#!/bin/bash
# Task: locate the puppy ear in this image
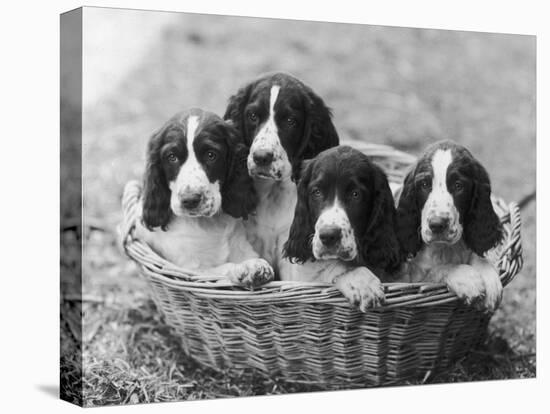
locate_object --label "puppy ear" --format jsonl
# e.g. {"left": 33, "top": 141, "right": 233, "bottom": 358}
{"left": 221, "top": 123, "right": 257, "bottom": 219}
{"left": 283, "top": 160, "right": 315, "bottom": 263}
{"left": 291, "top": 159, "right": 313, "bottom": 182}
{"left": 464, "top": 161, "right": 503, "bottom": 256}
{"left": 292, "top": 88, "right": 339, "bottom": 178}
{"left": 223, "top": 83, "right": 253, "bottom": 141}
{"left": 360, "top": 164, "right": 401, "bottom": 272}
{"left": 396, "top": 167, "right": 422, "bottom": 257}
{"left": 141, "top": 127, "right": 172, "bottom": 231}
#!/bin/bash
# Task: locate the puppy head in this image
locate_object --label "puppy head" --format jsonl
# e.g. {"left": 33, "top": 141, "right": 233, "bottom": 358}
{"left": 141, "top": 109, "right": 256, "bottom": 230}
{"left": 283, "top": 146, "right": 400, "bottom": 272}
{"left": 396, "top": 140, "right": 502, "bottom": 256}
{"left": 224, "top": 72, "right": 339, "bottom": 181}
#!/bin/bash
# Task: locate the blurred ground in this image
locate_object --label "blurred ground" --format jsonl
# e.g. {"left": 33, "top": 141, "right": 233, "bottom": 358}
{"left": 74, "top": 9, "right": 535, "bottom": 406}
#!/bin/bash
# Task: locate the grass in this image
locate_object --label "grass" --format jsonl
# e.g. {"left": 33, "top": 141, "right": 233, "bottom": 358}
{"left": 62, "top": 11, "right": 536, "bottom": 406}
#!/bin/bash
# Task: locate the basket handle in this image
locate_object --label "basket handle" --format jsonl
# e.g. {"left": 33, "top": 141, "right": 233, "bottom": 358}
{"left": 497, "top": 201, "right": 523, "bottom": 287}
{"left": 120, "top": 180, "right": 143, "bottom": 255}
{"left": 516, "top": 189, "right": 535, "bottom": 210}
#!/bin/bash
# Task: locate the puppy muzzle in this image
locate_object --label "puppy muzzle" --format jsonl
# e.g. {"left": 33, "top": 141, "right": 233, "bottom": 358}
{"left": 312, "top": 224, "right": 357, "bottom": 262}
{"left": 173, "top": 187, "right": 220, "bottom": 218}
{"left": 247, "top": 135, "right": 291, "bottom": 181}
{"left": 422, "top": 212, "right": 462, "bottom": 244}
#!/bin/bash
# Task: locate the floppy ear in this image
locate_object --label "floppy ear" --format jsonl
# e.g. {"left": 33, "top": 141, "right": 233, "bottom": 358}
{"left": 141, "top": 127, "right": 172, "bottom": 231}
{"left": 292, "top": 88, "right": 339, "bottom": 180}
{"left": 221, "top": 124, "right": 257, "bottom": 219}
{"left": 223, "top": 83, "right": 253, "bottom": 142}
{"left": 283, "top": 160, "right": 315, "bottom": 263}
{"left": 464, "top": 161, "right": 503, "bottom": 256}
{"left": 291, "top": 158, "right": 312, "bottom": 182}
{"left": 395, "top": 167, "right": 422, "bottom": 257}
{"left": 359, "top": 164, "right": 401, "bottom": 272}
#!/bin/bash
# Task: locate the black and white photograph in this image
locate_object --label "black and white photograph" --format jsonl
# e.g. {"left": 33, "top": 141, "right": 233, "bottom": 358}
{"left": 58, "top": 3, "right": 536, "bottom": 409}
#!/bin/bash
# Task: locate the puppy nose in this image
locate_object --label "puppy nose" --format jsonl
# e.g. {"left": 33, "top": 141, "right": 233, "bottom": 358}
{"left": 181, "top": 193, "right": 203, "bottom": 209}
{"left": 428, "top": 216, "right": 450, "bottom": 233}
{"left": 319, "top": 226, "right": 342, "bottom": 247}
{"left": 253, "top": 149, "right": 274, "bottom": 167}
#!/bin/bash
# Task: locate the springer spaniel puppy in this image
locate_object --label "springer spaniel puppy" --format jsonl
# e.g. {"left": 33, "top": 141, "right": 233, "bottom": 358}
{"left": 133, "top": 108, "right": 274, "bottom": 288}
{"left": 395, "top": 140, "right": 503, "bottom": 311}
{"left": 224, "top": 72, "right": 339, "bottom": 276}
{"left": 283, "top": 146, "right": 401, "bottom": 310}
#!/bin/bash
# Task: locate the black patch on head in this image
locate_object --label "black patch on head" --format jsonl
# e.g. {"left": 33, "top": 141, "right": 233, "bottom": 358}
{"left": 284, "top": 146, "right": 401, "bottom": 272}
{"left": 283, "top": 157, "right": 315, "bottom": 263}
{"left": 220, "top": 121, "right": 258, "bottom": 219}
{"left": 141, "top": 109, "right": 257, "bottom": 230}
{"left": 141, "top": 121, "right": 180, "bottom": 231}
{"left": 223, "top": 82, "right": 254, "bottom": 141}
{"left": 223, "top": 72, "right": 339, "bottom": 179}
{"left": 452, "top": 146, "right": 503, "bottom": 255}
{"left": 357, "top": 158, "right": 401, "bottom": 273}
{"left": 396, "top": 162, "right": 429, "bottom": 258}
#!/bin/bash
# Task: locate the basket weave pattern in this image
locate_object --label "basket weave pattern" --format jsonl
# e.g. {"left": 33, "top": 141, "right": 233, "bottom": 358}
{"left": 122, "top": 143, "right": 523, "bottom": 387}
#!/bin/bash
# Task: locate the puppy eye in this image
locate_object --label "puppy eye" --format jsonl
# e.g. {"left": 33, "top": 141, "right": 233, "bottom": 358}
{"left": 420, "top": 180, "right": 431, "bottom": 190}
{"left": 206, "top": 150, "right": 217, "bottom": 162}
{"left": 454, "top": 180, "right": 463, "bottom": 191}
{"left": 351, "top": 190, "right": 361, "bottom": 199}
{"left": 311, "top": 188, "right": 322, "bottom": 198}
{"left": 248, "top": 112, "right": 258, "bottom": 122}
{"left": 286, "top": 117, "right": 297, "bottom": 126}
{"left": 167, "top": 153, "right": 178, "bottom": 163}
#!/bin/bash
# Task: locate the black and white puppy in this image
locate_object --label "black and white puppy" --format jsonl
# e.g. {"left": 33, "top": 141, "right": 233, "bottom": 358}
{"left": 283, "top": 146, "right": 401, "bottom": 309}
{"left": 395, "top": 140, "right": 503, "bottom": 311}
{"left": 224, "top": 72, "right": 339, "bottom": 275}
{"left": 134, "top": 108, "right": 274, "bottom": 288}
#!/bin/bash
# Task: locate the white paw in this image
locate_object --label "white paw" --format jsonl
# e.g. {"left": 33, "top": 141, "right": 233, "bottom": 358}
{"left": 445, "top": 265, "right": 486, "bottom": 306}
{"left": 480, "top": 268, "right": 503, "bottom": 312}
{"left": 232, "top": 258, "right": 274, "bottom": 289}
{"left": 335, "top": 267, "right": 385, "bottom": 312}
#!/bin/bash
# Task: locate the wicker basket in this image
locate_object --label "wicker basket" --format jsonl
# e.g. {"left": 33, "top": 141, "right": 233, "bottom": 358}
{"left": 121, "top": 143, "right": 523, "bottom": 387}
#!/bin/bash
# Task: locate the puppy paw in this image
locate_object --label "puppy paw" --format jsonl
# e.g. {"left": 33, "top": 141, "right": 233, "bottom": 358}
{"left": 480, "top": 268, "right": 503, "bottom": 313}
{"left": 232, "top": 258, "right": 274, "bottom": 289}
{"left": 445, "top": 265, "right": 486, "bottom": 306}
{"left": 335, "top": 267, "right": 385, "bottom": 312}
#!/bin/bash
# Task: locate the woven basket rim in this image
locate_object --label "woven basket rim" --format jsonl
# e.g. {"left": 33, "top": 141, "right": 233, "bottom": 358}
{"left": 121, "top": 142, "right": 523, "bottom": 309}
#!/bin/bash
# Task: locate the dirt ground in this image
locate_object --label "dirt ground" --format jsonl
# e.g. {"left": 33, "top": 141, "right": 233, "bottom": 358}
{"left": 68, "top": 10, "right": 535, "bottom": 406}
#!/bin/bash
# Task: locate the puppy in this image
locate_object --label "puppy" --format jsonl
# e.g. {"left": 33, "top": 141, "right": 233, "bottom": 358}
{"left": 224, "top": 72, "right": 339, "bottom": 276}
{"left": 133, "top": 108, "right": 274, "bottom": 288}
{"left": 395, "top": 140, "right": 503, "bottom": 311}
{"left": 283, "top": 146, "right": 401, "bottom": 310}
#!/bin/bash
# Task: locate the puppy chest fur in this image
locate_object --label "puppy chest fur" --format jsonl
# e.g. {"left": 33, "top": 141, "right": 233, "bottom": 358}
{"left": 137, "top": 213, "right": 242, "bottom": 270}
{"left": 407, "top": 240, "right": 472, "bottom": 282}
{"left": 245, "top": 177, "right": 297, "bottom": 271}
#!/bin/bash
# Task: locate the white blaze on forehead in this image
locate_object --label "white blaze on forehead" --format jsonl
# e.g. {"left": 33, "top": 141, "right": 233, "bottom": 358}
{"left": 258, "top": 85, "right": 280, "bottom": 136}
{"left": 431, "top": 149, "right": 453, "bottom": 195}
{"left": 185, "top": 115, "right": 200, "bottom": 164}
{"left": 269, "top": 85, "right": 280, "bottom": 119}
{"left": 170, "top": 114, "right": 205, "bottom": 193}
{"left": 421, "top": 148, "right": 462, "bottom": 242}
